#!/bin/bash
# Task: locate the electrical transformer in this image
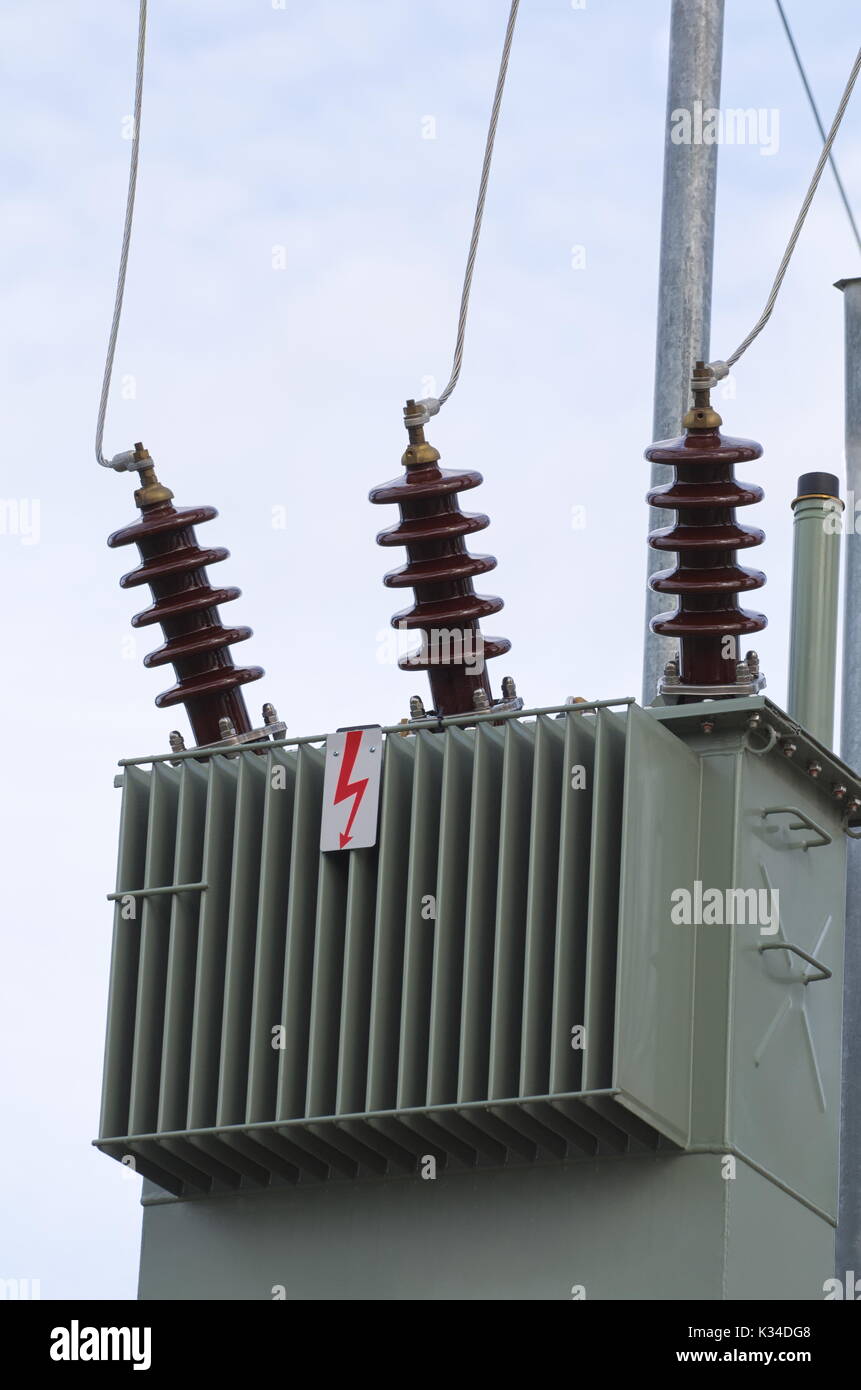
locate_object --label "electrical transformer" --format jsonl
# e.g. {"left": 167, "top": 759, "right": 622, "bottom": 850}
{"left": 89, "top": 0, "right": 861, "bottom": 1301}
{"left": 97, "top": 693, "right": 858, "bottom": 1299}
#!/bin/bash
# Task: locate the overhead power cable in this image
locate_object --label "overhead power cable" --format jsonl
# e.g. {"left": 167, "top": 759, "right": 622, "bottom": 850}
{"left": 707, "top": 41, "right": 861, "bottom": 385}
{"left": 415, "top": 0, "right": 520, "bottom": 424}
{"left": 775, "top": 0, "right": 861, "bottom": 257}
{"left": 95, "top": 0, "right": 148, "bottom": 471}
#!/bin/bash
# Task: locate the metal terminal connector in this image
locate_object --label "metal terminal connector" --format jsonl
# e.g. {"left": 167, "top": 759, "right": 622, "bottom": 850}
{"left": 658, "top": 663, "right": 767, "bottom": 702}
{"left": 110, "top": 441, "right": 158, "bottom": 475}
{"left": 494, "top": 675, "right": 524, "bottom": 712}
{"left": 207, "top": 711, "right": 287, "bottom": 749}
{"left": 409, "top": 694, "right": 428, "bottom": 722}
{"left": 682, "top": 361, "right": 724, "bottom": 432}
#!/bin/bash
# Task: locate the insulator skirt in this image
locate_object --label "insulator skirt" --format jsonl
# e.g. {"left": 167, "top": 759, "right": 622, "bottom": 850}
{"left": 108, "top": 501, "right": 263, "bottom": 746}
{"left": 646, "top": 428, "right": 766, "bottom": 688}
{"left": 370, "top": 452, "right": 509, "bottom": 716}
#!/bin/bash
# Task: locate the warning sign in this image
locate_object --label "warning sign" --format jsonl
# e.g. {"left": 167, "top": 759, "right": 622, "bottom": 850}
{"left": 320, "top": 726, "right": 383, "bottom": 852}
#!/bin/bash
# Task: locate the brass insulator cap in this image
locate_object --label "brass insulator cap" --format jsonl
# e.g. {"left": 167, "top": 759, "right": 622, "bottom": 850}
{"left": 402, "top": 440, "right": 441, "bottom": 468}
{"left": 133, "top": 446, "right": 174, "bottom": 509}
{"left": 684, "top": 361, "right": 723, "bottom": 431}
{"left": 682, "top": 402, "right": 723, "bottom": 431}
{"left": 401, "top": 400, "right": 441, "bottom": 468}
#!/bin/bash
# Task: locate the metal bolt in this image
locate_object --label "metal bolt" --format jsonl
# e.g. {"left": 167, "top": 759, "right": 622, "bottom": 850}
{"left": 847, "top": 797, "right": 861, "bottom": 817}
{"left": 473, "top": 689, "right": 491, "bottom": 712}
{"left": 168, "top": 730, "right": 186, "bottom": 766}
{"left": 663, "top": 658, "right": 679, "bottom": 679}
{"left": 218, "top": 717, "right": 236, "bottom": 739}
{"left": 832, "top": 784, "right": 848, "bottom": 801}
{"left": 807, "top": 761, "right": 823, "bottom": 779}
{"left": 746, "top": 650, "right": 760, "bottom": 677}
{"left": 780, "top": 739, "right": 797, "bottom": 758}
{"left": 701, "top": 719, "right": 714, "bottom": 734}
{"left": 736, "top": 659, "right": 751, "bottom": 682}
{"left": 501, "top": 675, "right": 517, "bottom": 700}
{"left": 262, "top": 702, "right": 279, "bottom": 726}
{"left": 409, "top": 695, "right": 426, "bottom": 720}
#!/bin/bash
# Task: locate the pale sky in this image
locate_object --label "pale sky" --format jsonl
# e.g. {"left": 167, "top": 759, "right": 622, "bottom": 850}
{"left": 1, "top": 0, "right": 859, "bottom": 1298}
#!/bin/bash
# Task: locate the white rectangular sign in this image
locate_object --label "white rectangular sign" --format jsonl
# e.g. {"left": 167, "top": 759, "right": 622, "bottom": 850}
{"left": 320, "top": 726, "right": 383, "bottom": 852}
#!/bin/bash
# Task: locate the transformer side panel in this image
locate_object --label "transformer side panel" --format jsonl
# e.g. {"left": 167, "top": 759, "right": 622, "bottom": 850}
{"left": 138, "top": 1154, "right": 726, "bottom": 1302}
{"left": 137, "top": 1151, "right": 831, "bottom": 1302}
{"left": 724, "top": 1160, "right": 834, "bottom": 1300}
{"left": 730, "top": 750, "right": 846, "bottom": 1221}
{"left": 613, "top": 706, "right": 701, "bottom": 1145}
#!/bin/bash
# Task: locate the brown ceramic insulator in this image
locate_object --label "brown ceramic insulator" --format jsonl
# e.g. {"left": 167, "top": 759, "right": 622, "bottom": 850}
{"left": 646, "top": 421, "right": 766, "bottom": 688}
{"left": 108, "top": 487, "right": 263, "bottom": 747}
{"left": 369, "top": 408, "right": 510, "bottom": 717}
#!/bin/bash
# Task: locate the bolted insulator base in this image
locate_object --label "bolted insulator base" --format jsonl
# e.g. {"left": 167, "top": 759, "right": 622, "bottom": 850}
{"left": 369, "top": 403, "right": 510, "bottom": 718}
{"left": 646, "top": 376, "right": 766, "bottom": 699}
{"left": 108, "top": 450, "right": 264, "bottom": 747}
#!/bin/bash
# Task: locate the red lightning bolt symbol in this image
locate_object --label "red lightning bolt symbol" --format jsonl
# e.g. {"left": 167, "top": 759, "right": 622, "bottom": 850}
{"left": 334, "top": 730, "right": 369, "bottom": 849}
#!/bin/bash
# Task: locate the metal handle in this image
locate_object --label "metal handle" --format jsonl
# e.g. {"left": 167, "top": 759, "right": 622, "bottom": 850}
{"left": 759, "top": 941, "right": 832, "bottom": 983}
{"left": 107, "top": 882, "right": 208, "bottom": 902}
{"left": 761, "top": 806, "right": 832, "bottom": 850}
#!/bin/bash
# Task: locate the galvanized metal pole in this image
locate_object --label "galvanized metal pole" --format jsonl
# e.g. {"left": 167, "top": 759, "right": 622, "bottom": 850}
{"left": 837, "top": 276, "right": 861, "bottom": 1279}
{"left": 786, "top": 473, "right": 842, "bottom": 746}
{"left": 643, "top": 0, "right": 725, "bottom": 706}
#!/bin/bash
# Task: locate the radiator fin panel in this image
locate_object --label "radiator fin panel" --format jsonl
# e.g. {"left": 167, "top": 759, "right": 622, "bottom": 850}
{"left": 97, "top": 708, "right": 668, "bottom": 1191}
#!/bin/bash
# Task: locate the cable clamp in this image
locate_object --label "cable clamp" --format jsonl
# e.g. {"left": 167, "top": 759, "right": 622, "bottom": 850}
{"left": 103, "top": 448, "right": 152, "bottom": 473}
{"left": 405, "top": 398, "right": 442, "bottom": 428}
{"left": 695, "top": 361, "right": 729, "bottom": 392}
